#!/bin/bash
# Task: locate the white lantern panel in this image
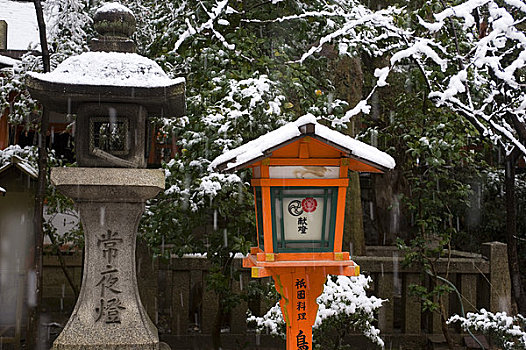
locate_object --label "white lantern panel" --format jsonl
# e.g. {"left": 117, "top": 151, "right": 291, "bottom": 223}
{"left": 269, "top": 166, "right": 339, "bottom": 179}
{"left": 282, "top": 197, "right": 324, "bottom": 241}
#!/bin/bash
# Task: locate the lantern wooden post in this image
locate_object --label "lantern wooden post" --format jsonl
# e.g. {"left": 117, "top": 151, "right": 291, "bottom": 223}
{"left": 211, "top": 115, "right": 395, "bottom": 350}
{"left": 246, "top": 262, "right": 359, "bottom": 350}
{"left": 277, "top": 268, "right": 323, "bottom": 350}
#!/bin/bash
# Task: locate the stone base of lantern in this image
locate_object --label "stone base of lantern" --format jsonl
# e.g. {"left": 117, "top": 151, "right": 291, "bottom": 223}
{"left": 50, "top": 168, "right": 168, "bottom": 350}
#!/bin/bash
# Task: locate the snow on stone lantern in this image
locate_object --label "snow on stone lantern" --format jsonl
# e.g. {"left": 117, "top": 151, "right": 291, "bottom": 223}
{"left": 27, "top": 3, "right": 184, "bottom": 168}
{"left": 210, "top": 114, "right": 395, "bottom": 350}
{"left": 26, "top": 3, "right": 184, "bottom": 350}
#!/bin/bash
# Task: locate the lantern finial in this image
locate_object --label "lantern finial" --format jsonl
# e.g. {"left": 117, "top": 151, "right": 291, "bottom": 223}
{"left": 91, "top": 2, "right": 137, "bottom": 53}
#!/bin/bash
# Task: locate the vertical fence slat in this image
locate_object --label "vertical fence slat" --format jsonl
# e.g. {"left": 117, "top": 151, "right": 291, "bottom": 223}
{"left": 482, "top": 242, "right": 512, "bottom": 314}
{"left": 201, "top": 270, "right": 218, "bottom": 334}
{"left": 230, "top": 270, "right": 250, "bottom": 334}
{"left": 189, "top": 267, "right": 204, "bottom": 332}
{"left": 460, "top": 274, "right": 477, "bottom": 314}
{"left": 377, "top": 272, "right": 394, "bottom": 333}
{"left": 403, "top": 273, "right": 421, "bottom": 334}
{"left": 171, "top": 270, "right": 190, "bottom": 335}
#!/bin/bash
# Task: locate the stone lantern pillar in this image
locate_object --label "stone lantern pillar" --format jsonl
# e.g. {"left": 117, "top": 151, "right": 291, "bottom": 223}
{"left": 27, "top": 3, "right": 185, "bottom": 349}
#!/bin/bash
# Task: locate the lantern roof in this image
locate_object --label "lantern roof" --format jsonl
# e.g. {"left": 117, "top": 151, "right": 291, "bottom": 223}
{"left": 26, "top": 52, "right": 185, "bottom": 115}
{"left": 26, "top": 2, "right": 185, "bottom": 116}
{"left": 28, "top": 52, "right": 182, "bottom": 89}
{"left": 210, "top": 114, "right": 396, "bottom": 172}
{"left": 0, "top": 155, "right": 38, "bottom": 179}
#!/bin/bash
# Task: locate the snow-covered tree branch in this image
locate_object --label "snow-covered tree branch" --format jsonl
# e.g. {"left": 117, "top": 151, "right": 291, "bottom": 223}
{"left": 448, "top": 309, "right": 526, "bottom": 350}
{"left": 248, "top": 275, "right": 385, "bottom": 348}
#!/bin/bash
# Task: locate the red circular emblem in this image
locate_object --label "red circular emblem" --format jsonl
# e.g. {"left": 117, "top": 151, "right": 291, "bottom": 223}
{"left": 301, "top": 197, "right": 317, "bottom": 213}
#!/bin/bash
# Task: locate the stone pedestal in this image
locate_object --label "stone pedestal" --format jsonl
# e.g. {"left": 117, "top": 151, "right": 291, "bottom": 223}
{"left": 50, "top": 167, "right": 165, "bottom": 350}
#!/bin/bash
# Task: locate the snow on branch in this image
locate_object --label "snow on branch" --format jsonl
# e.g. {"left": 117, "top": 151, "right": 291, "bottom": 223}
{"left": 247, "top": 275, "right": 385, "bottom": 347}
{"left": 448, "top": 309, "right": 526, "bottom": 350}
{"left": 294, "top": 7, "right": 402, "bottom": 64}
{"left": 434, "top": 0, "right": 490, "bottom": 29}
{"left": 389, "top": 38, "right": 448, "bottom": 72}
{"left": 324, "top": 0, "right": 526, "bottom": 156}
{"left": 426, "top": 1, "right": 526, "bottom": 155}
{"left": 242, "top": 10, "right": 345, "bottom": 24}
{"left": 337, "top": 95, "right": 373, "bottom": 125}
{"left": 44, "top": 0, "right": 91, "bottom": 54}
{"left": 171, "top": 0, "right": 234, "bottom": 53}
{"left": 503, "top": 0, "right": 526, "bottom": 12}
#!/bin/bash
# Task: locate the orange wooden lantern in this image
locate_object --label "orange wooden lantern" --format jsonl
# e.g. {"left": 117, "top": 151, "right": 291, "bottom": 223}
{"left": 211, "top": 115, "right": 395, "bottom": 350}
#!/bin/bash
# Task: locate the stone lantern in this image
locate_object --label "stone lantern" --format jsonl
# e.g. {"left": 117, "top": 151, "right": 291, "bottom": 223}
{"left": 28, "top": 4, "right": 184, "bottom": 169}
{"left": 26, "top": 3, "right": 185, "bottom": 349}
{"left": 211, "top": 115, "right": 395, "bottom": 350}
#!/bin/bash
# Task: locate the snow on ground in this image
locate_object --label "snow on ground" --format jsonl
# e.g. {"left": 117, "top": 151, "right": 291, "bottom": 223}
{"left": 0, "top": 0, "right": 40, "bottom": 50}
{"left": 28, "top": 51, "right": 185, "bottom": 88}
{"left": 210, "top": 114, "right": 396, "bottom": 171}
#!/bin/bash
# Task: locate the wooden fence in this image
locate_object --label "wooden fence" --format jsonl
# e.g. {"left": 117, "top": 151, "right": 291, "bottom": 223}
{"left": 33, "top": 241, "right": 511, "bottom": 349}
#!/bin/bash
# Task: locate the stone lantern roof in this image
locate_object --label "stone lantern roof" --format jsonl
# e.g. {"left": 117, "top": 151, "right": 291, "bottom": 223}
{"left": 26, "top": 2, "right": 185, "bottom": 117}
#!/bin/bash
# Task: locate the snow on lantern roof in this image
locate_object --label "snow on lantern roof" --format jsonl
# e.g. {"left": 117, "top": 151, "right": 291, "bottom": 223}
{"left": 0, "top": 54, "right": 21, "bottom": 67}
{"left": 0, "top": 155, "right": 38, "bottom": 179}
{"left": 95, "top": 2, "right": 135, "bottom": 16}
{"left": 210, "top": 114, "right": 396, "bottom": 172}
{"left": 28, "top": 51, "right": 184, "bottom": 88}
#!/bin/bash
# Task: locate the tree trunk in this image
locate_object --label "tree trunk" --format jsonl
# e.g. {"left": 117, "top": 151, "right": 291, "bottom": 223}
{"left": 27, "top": 1, "right": 50, "bottom": 348}
{"left": 345, "top": 172, "right": 366, "bottom": 255}
{"left": 27, "top": 111, "right": 49, "bottom": 350}
{"left": 504, "top": 151, "right": 526, "bottom": 314}
{"left": 330, "top": 55, "right": 367, "bottom": 255}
